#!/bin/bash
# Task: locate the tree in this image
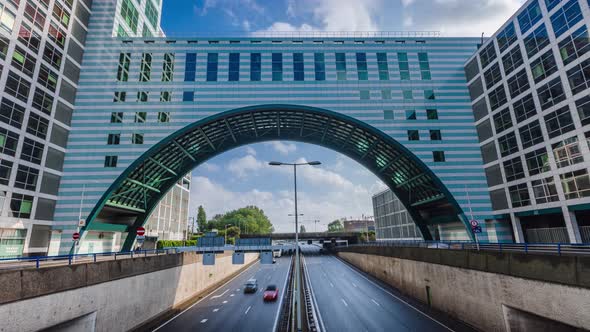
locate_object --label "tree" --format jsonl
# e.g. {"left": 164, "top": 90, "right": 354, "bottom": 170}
{"left": 206, "top": 206, "right": 274, "bottom": 234}
{"left": 226, "top": 226, "right": 240, "bottom": 238}
{"left": 327, "top": 219, "right": 344, "bottom": 232}
{"left": 197, "top": 205, "right": 207, "bottom": 232}
{"left": 300, "top": 225, "right": 306, "bottom": 233}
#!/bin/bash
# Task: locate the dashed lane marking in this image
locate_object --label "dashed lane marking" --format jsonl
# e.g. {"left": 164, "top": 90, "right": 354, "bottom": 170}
{"left": 222, "top": 300, "right": 228, "bottom": 304}
{"left": 211, "top": 289, "right": 229, "bottom": 299}
{"left": 372, "top": 299, "right": 380, "bottom": 306}
{"left": 245, "top": 306, "right": 252, "bottom": 315}
{"left": 200, "top": 319, "right": 207, "bottom": 323}
{"left": 341, "top": 298, "right": 348, "bottom": 307}
{"left": 213, "top": 308, "right": 219, "bottom": 312}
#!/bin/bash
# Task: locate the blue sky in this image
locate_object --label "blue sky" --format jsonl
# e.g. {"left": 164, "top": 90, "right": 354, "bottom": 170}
{"left": 159, "top": 0, "right": 525, "bottom": 232}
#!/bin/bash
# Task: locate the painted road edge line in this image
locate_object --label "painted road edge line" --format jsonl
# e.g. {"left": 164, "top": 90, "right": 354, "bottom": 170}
{"left": 302, "top": 255, "right": 326, "bottom": 332}
{"left": 331, "top": 255, "right": 455, "bottom": 332}
{"left": 153, "top": 259, "right": 260, "bottom": 331}
{"left": 272, "top": 255, "right": 293, "bottom": 332}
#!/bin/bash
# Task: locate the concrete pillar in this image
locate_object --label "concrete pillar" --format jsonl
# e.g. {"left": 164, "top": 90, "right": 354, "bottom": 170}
{"left": 510, "top": 213, "right": 525, "bottom": 243}
{"left": 562, "top": 206, "right": 582, "bottom": 244}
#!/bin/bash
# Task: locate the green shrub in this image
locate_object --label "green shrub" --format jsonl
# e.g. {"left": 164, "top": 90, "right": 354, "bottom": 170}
{"left": 156, "top": 239, "right": 197, "bottom": 249}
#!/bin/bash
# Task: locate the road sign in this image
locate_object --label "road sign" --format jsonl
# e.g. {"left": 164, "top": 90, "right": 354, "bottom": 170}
{"left": 78, "top": 219, "right": 86, "bottom": 227}
{"left": 470, "top": 220, "right": 479, "bottom": 227}
{"left": 472, "top": 226, "right": 482, "bottom": 233}
{"left": 72, "top": 232, "right": 80, "bottom": 241}
{"left": 136, "top": 227, "right": 145, "bottom": 236}
{"left": 136, "top": 235, "right": 145, "bottom": 242}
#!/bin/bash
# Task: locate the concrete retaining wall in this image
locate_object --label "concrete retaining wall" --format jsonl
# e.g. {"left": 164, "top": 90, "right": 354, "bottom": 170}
{"left": 336, "top": 249, "right": 590, "bottom": 331}
{"left": 0, "top": 252, "right": 257, "bottom": 331}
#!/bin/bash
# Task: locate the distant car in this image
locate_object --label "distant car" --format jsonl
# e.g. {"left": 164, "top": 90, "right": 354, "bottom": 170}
{"left": 244, "top": 279, "right": 258, "bottom": 293}
{"left": 272, "top": 258, "right": 277, "bottom": 264}
{"left": 263, "top": 285, "right": 279, "bottom": 301}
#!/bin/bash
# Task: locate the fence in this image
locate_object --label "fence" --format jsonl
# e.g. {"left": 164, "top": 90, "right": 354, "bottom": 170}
{"left": 525, "top": 227, "right": 569, "bottom": 243}
{"left": 581, "top": 226, "right": 590, "bottom": 243}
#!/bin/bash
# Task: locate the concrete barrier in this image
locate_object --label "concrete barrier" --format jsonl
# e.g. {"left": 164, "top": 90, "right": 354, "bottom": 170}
{"left": 0, "top": 252, "right": 258, "bottom": 331}
{"left": 336, "top": 247, "right": 590, "bottom": 331}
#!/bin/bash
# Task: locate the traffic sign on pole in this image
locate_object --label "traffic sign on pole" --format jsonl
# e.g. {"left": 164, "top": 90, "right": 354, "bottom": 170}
{"left": 136, "top": 227, "right": 145, "bottom": 236}
{"left": 470, "top": 219, "right": 479, "bottom": 227}
{"left": 72, "top": 232, "right": 80, "bottom": 241}
{"left": 472, "top": 226, "right": 482, "bottom": 234}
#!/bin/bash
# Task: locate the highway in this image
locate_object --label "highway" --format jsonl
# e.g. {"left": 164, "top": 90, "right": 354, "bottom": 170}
{"left": 154, "top": 255, "right": 292, "bottom": 332}
{"left": 302, "top": 245, "right": 475, "bottom": 332}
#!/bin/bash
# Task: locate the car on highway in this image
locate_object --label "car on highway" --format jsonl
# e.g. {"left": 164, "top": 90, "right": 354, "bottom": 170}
{"left": 263, "top": 285, "right": 279, "bottom": 301}
{"left": 244, "top": 279, "right": 258, "bottom": 293}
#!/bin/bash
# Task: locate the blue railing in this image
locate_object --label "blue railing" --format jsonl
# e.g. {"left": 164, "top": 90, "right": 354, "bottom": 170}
{"left": 348, "top": 240, "right": 590, "bottom": 256}
{"left": 0, "top": 248, "right": 179, "bottom": 269}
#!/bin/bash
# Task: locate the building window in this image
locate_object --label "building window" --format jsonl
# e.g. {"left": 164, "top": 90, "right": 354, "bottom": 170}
{"left": 383, "top": 110, "right": 394, "bottom": 120}
{"left": 484, "top": 63, "right": 502, "bottom": 88}
{"left": 524, "top": 24, "right": 550, "bottom": 58}
{"left": 430, "top": 130, "right": 442, "bottom": 141}
{"left": 504, "top": 156, "right": 525, "bottom": 182}
{"left": 206, "top": 53, "right": 218, "bottom": 82}
{"left": 493, "top": 108, "right": 513, "bottom": 134}
{"left": 497, "top": 22, "right": 517, "bottom": 52}
{"left": 137, "top": 91, "right": 148, "bottom": 102}
{"left": 117, "top": 53, "right": 131, "bottom": 82}
{"left": 575, "top": 95, "right": 590, "bottom": 126}
{"left": 5, "top": 71, "right": 31, "bottom": 102}
{"left": 470, "top": 78, "right": 485, "bottom": 102}
{"left": 550, "top": 0, "right": 583, "bottom": 38}
{"left": 561, "top": 169, "right": 590, "bottom": 199}
{"left": 356, "top": 53, "right": 368, "bottom": 80}
{"left": 12, "top": 46, "right": 36, "bottom": 77}
{"left": 0, "top": 98, "right": 25, "bottom": 128}
{"left": 433, "top": 151, "right": 445, "bottom": 162}
{"left": 377, "top": 53, "right": 389, "bottom": 80}
{"left": 519, "top": 120, "right": 544, "bottom": 149}
{"left": 134, "top": 112, "right": 146, "bottom": 123}
{"left": 360, "top": 90, "right": 370, "bottom": 100}
{"left": 293, "top": 53, "right": 304, "bottom": 81}
{"left": 104, "top": 155, "right": 118, "bottom": 168}
{"left": 381, "top": 90, "right": 391, "bottom": 100}
{"left": 131, "top": 133, "right": 143, "bottom": 144}
{"left": 335, "top": 53, "right": 346, "bottom": 80}
{"left": 26, "top": 113, "right": 48, "bottom": 139}
{"left": 407, "top": 130, "right": 419, "bottom": 141}
{"left": 545, "top": 0, "right": 561, "bottom": 12}
{"left": 405, "top": 110, "right": 416, "bottom": 120}
{"left": 14, "top": 164, "right": 38, "bottom": 191}
{"left": 530, "top": 50, "right": 557, "bottom": 83}
{"left": 10, "top": 193, "right": 33, "bottom": 218}
{"left": 488, "top": 85, "right": 507, "bottom": 111}
{"left": 160, "top": 91, "right": 172, "bottom": 102}
{"left": 113, "top": 91, "right": 126, "bottom": 102}
{"left": 139, "top": 53, "right": 152, "bottom": 82}
{"left": 228, "top": 53, "right": 240, "bottom": 81}
{"left": 479, "top": 42, "right": 497, "bottom": 69}
{"left": 37, "top": 65, "right": 58, "bottom": 92}
{"left": 398, "top": 52, "right": 410, "bottom": 80}
{"left": 403, "top": 90, "right": 412, "bottom": 100}
{"left": 20, "top": 138, "right": 43, "bottom": 165}
{"left": 314, "top": 53, "right": 325, "bottom": 81}
{"left": 552, "top": 136, "right": 583, "bottom": 168}
{"left": 272, "top": 53, "right": 283, "bottom": 81}
{"left": 532, "top": 177, "right": 559, "bottom": 204}
{"left": 120, "top": 0, "right": 139, "bottom": 33}
{"left": 525, "top": 148, "right": 550, "bottom": 175}
{"left": 0, "top": 127, "right": 19, "bottom": 156}
{"left": 111, "top": 112, "right": 123, "bottom": 123}
{"left": 498, "top": 131, "right": 519, "bottom": 156}
{"left": 32, "top": 89, "right": 53, "bottom": 116}
{"left": 0, "top": 159, "right": 13, "bottom": 185}
{"left": 24, "top": 0, "right": 45, "bottom": 30}
{"left": 158, "top": 112, "right": 170, "bottom": 123}
{"left": 426, "top": 109, "right": 438, "bottom": 120}
{"left": 566, "top": 58, "right": 590, "bottom": 95}
{"left": 107, "top": 133, "right": 120, "bottom": 145}
{"left": 251, "top": 53, "right": 261, "bottom": 81}
{"left": 0, "top": 4, "right": 15, "bottom": 33}
{"left": 464, "top": 58, "right": 479, "bottom": 82}
{"left": 144, "top": 0, "right": 158, "bottom": 28}
{"left": 18, "top": 23, "right": 41, "bottom": 54}
{"left": 418, "top": 52, "right": 431, "bottom": 80}
{"left": 184, "top": 53, "right": 196, "bottom": 81}
{"left": 502, "top": 45, "right": 524, "bottom": 76}
{"left": 162, "top": 53, "right": 174, "bottom": 82}
{"left": 558, "top": 26, "right": 590, "bottom": 66}
{"left": 544, "top": 106, "right": 575, "bottom": 139}
{"left": 183, "top": 91, "right": 194, "bottom": 102}
{"left": 507, "top": 69, "right": 530, "bottom": 98}
{"left": 509, "top": 183, "right": 531, "bottom": 207}
{"left": 537, "top": 77, "right": 565, "bottom": 110}
{"left": 424, "top": 90, "right": 435, "bottom": 100}
{"left": 517, "top": 0, "right": 542, "bottom": 34}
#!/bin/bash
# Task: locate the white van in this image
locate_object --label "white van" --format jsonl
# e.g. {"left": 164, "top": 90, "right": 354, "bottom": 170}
{"left": 272, "top": 249, "right": 282, "bottom": 257}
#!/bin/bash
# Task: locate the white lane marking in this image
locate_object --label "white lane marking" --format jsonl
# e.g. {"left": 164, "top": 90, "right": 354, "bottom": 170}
{"left": 341, "top": 298, "right": 348, "bottom": 307}
{"left": 153, "top": 260, "right": 260, "bottom": 331}
{"left": 211, "top": 289, "right": 229, "bottom": 299}
{"left": 330, "top": 282, "right": 334, "bottom": 287}
{"left": 222, "top": 300, "right": 228, "bottom": 304}
{"left": 331, "top": 255, "right": 455, "bottom": 332}
{"left": 372, "top": 299, "right": 380, "bottom": 306}
{"left": 245, "top": 306, "right": 252, "bottom": 315}
{"left": 230, "top": 294, "right": 235, "bottom": 297}
{"left": 352, "top": 282, "right": 357, "bottom": 288}
{"left": 236, "top": 289, "right": 240, "bottom": 291}
{"left": 200, "top": 319, "right": 207, "bottom": 323}
{"left": 213, "top": 308, "right": 219, "bottom": 312}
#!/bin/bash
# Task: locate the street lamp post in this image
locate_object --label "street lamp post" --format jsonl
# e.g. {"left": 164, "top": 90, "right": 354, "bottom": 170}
{"left": 269, "top": 160, "right": 321, "bottom": 332}
{"left": 224, "top": 224, "right": 231, "bottom": 245}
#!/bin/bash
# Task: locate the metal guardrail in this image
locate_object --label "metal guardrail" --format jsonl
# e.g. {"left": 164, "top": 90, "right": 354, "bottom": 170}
{"left": 348, "top": 240, "right": 590, "bottom": 256}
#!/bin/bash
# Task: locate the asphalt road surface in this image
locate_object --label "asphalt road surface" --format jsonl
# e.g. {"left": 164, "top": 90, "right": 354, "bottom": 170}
{"left": 154, "top": 255, "right": 292, "bottom": 332}
{"left": 302, "top": 245, "right": 475, "bottom": 332}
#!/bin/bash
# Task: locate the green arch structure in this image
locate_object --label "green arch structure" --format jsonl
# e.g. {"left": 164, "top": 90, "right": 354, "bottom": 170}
{"left": 78, "top": 104, "right": 471, "bottom": 252}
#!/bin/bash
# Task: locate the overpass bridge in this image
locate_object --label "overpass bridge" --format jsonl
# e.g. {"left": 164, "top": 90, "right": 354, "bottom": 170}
{"left": 243, "top": 232, "right": 361, "bottom": 242}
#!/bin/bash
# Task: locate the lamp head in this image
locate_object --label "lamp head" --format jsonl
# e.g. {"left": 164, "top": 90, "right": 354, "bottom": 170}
{"left": 269, "top": 161, "right": 283, "bottom": 166}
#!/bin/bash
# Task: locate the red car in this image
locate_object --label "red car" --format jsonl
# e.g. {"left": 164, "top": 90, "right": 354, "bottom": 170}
{"left": 263, "top": 285, "right": 279, "bottom": 301}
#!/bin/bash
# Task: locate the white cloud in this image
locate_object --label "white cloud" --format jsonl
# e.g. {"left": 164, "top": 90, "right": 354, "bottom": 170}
{"left": 401, "top": 0, "right": 414, "bottom": 7}
{"left": 226, "top": 155, "right": 266, "bottom": 178}
{"left": 265, "top": 141, "right": 297, "bottom": 155}
{"left": 244, "top": 146, "right": 257, "bottom": 156}
{"left": 253, "top": 22, "right": 317, "bottom": 35}
{"left": 200, "top": 162, "right": 220, "bottom": 172}
{"left": 312, "top": 0, "right": 381, "bottom": 31}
